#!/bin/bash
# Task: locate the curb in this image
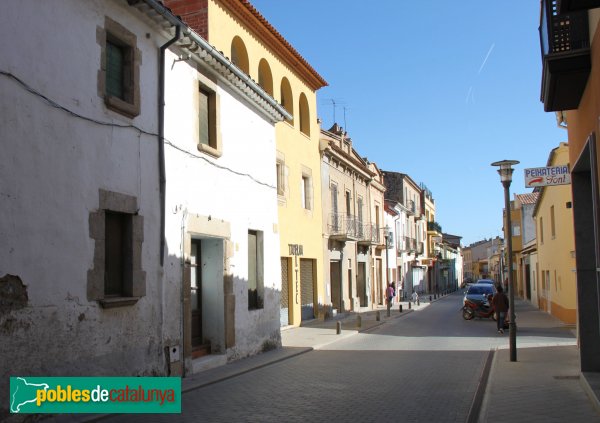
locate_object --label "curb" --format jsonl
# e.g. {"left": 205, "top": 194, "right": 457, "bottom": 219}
{"left": 467, "top": 348, "right": 495, "bottom": 423}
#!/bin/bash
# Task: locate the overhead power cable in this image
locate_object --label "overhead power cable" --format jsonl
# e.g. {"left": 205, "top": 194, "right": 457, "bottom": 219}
{"left": 0, "top": 69, "right": 275, "bottom": 189}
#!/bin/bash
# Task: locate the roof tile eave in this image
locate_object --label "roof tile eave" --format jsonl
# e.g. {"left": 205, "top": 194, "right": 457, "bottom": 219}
{"left": 238, "top": 0, "right": 328, "bottom": 89}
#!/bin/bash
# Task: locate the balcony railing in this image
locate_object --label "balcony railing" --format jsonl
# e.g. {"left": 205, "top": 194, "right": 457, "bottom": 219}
{"left": 539, "top": 0, "right": 591, "bottom": 111}
{"left": 328, "top": 213, "right": 358, "bottom": 241}
{"left": 358, "top": 223, "right": 382, "bottom": 246}
{"left": 400, "top": 237, "right": 417, "bottom": 252}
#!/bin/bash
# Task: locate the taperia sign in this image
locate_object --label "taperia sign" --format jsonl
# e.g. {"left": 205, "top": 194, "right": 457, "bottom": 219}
{"left": 524, "top": 165, "right": 570, "bottom": 188}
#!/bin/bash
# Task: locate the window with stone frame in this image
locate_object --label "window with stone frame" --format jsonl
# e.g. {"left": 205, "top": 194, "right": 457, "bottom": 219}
{"left": 98, "top": 17, "right": 140, "bottom": 118}
{"left": 197, "top": 79, "right": 222, "bottom": 158}
{"left": 88, "top": 189, "right": 145, "bottom": 308}
{"left": 104, "top": 211, "right": 133, "bottom": 297}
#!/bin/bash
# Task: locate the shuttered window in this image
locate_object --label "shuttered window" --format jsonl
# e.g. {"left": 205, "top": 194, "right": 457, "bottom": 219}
{"left": 101, "top": 18, "right": 139, "bottom": 118}
{"left": 301, "top": 175, "right": 311, "bottom": 210}
{"left": 276, "top": 161, "right": 285, "bottom": 196}
{"left": 199, "top": 88, "right": 210, "bottom": 146}
{"left": 106, "top": 41, "right": 124, "bottom": 99}
{"left": 196, "top": 82, "right": 222, "bottom": 157}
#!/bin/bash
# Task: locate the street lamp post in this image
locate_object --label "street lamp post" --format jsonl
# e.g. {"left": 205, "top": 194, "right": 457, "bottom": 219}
{"left": 384, "top": 225, "right": 391, "bottom": 287}
{"left": 491, "top": 159, "right": 519, "bottom": 362}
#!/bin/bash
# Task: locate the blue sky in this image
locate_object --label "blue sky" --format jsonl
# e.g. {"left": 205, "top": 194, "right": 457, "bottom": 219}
{"left": 250, "top": 0, "right": 565, "bottom": 246}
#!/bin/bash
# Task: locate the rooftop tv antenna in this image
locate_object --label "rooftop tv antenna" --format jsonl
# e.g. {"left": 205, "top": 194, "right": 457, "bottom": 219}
{"left": 321, "top": 98, "right": 346, "bottom": 126}
{"left": 331, "top": 99, "right": 336, "bottom": 123}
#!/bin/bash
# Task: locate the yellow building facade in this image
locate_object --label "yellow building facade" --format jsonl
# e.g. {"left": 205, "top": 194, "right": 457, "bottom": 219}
{"left": 166, "top": 0, "right": 328, "bottom": 326}
{"left": 534, "top": 143, "right": 576, "bottom": 324}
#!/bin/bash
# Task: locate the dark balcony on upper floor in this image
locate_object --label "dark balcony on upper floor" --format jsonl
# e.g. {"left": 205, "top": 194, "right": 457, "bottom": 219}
{"left": 328, "top": 213, "right": 358, "bottom": 241}
{"left": 427, "top": 221, "right": 442, "bottom": 234}
{"left": 558, "top": 0, "right": 600, "bottom": 13}
{"left": 539, "top": 0, "right": 591, "bottom": 112}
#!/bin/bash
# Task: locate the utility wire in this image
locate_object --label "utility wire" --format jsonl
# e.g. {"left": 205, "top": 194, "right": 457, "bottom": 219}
{"left": 0, "top": 69, "right": 275, "bottom": 190}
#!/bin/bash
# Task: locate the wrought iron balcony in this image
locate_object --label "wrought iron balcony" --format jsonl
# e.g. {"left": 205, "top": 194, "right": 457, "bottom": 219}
{"left": 558, "top": 0, "right": 600, "bottom": 13}
{"left": 328, "top": 213, "right": 358, "bottom": 241}
{"left": 357, "top": 223, "right": 381, "bottom": 246}
{"left": 402, "top": 237, "right": 416, "bottom": 252}
{"left": 539, "top": 0, "right": 591, "bottom": 111}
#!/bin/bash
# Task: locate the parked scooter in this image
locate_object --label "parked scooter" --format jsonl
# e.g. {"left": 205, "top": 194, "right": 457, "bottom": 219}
{"left": 462, "top": 294, "right": 496, "bottom": 320}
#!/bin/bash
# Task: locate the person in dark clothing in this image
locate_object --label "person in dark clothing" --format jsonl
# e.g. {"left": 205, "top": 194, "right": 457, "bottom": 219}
{"left": 492, "top": 285, "right": 509, "bottom": 334}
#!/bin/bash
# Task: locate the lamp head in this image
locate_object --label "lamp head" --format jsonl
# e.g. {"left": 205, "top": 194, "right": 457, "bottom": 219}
{"left": 491, "top": 160, "right": 520, "bottom": 183}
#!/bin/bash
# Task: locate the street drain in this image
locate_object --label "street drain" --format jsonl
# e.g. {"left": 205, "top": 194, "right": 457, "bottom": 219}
{"left": 553, "top": 375, "right": 580, "bottom": 380}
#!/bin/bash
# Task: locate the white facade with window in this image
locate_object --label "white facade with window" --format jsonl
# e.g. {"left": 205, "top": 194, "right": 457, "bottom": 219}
{"left": 0, "top": 0, "right": 289, "bottom": 397}
{"left": 161, "top": 18, "right": 287, "bottom": 370}
{"left": 0, "top": 0, "right": 167, "bottom": 398}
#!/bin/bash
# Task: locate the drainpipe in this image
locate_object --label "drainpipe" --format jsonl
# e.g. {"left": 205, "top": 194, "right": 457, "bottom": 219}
{"left": 159, "top": 25, "right": 181, "bottom": 266}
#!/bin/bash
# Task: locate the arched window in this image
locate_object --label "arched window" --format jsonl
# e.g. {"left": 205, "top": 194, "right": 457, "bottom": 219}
{"left": 280, "top": 77, "right": 293, "bottom": 125}
{"left": 258, "top": 59, "right": 273, "bottom": 97}
{"left": 299, "top": 92, "right": 310, "bottom": 136}
{"left": 230, "top": 36, "right": 249, "bottom": 74}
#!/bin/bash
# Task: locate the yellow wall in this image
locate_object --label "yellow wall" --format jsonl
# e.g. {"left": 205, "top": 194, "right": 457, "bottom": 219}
{"left": 566, "top": 11, "right": 600, "bottom": 169}
{"left": 207, "top": 0, "right": 325, "bottom": 325}
{"left": 535, "top": 144, "right": 577, "bottom": 324}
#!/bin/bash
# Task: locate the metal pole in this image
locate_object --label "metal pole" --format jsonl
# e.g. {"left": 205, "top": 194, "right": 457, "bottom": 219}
{"left": 385, "top": 234, "right": 390, "bottom": 287}
{"left": 385, "top": 233, "right": 390, "bottom": 315}
{"left": 503, "top": 180, "right": 517, "bottom": 362}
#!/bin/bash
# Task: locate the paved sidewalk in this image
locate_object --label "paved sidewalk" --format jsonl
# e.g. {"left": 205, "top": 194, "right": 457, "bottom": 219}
{"left": 477, "top": 298, "right": 600, "bottom": 422}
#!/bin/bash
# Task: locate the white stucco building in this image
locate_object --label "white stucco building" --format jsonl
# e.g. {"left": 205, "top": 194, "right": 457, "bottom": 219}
{"left": 383, "top": 172, "right": 427, "bottom": 298}
{"left": 0, "top": 0, "right": 290, "bottom": 401}
{"left": 0, "top": 0, "right": 169, "bottom": 403}
{"left": 160, "top": 11, "right": 289, "bottom": 372}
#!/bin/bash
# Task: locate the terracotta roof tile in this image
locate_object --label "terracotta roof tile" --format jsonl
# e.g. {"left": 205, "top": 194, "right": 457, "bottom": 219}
{"left": 516, "top": 193, "right": 539, "bottom": 205}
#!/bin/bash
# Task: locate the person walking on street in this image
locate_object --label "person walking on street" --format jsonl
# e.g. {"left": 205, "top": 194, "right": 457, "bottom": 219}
{"left": 492, "top": 285, "right": 509, "bottom": 334}
{"left": 386, "top": 283, "right": 394, "bottom": 313}
{"left": 411, "top": 290, "right": 419, "bottom": 305}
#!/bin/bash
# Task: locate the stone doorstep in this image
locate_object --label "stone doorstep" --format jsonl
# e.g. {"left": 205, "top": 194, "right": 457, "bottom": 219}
{"left": 191, "top": 354, "right": 227, "bottom": 374}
